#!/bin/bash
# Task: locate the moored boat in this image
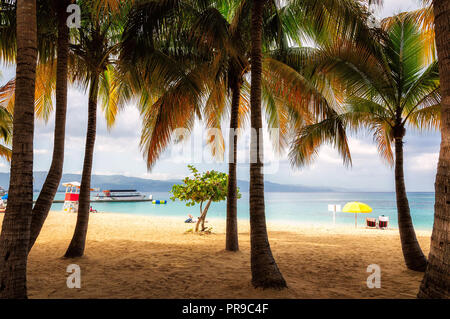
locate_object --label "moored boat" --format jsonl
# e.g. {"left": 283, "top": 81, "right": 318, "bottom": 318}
{"left": 94, "top": 189, "right": 152, "bottom": 202}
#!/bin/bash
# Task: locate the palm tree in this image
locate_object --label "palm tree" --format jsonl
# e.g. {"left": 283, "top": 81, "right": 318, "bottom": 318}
{"left": 120, "top": 0, "right": 250, "bottom": 253}
{"left": 186, "top": 1, "right": 249, "bottom": 252}
{"left": 246, "top": 0, "right": 377, "bottom": 288}
{"left": 0, "top": 0, "right": 123, "bottom": 253}
{"left": 28, "top": 0, "right": 70, "bottom": 251}
{"left": 418, "top": 0, "right": 450, "bottom": 298}
{"left": 248, "top": 0, "right": 286, "bottom": 289}
{"left": 290, "top": 18, "right": 440, "bottom": 272}
{"left": 0, "top": 0, "right": 37, "bottom": 299}
{"left": 0, "top": 0, "right": 135, "bottom": 252}
{"left": 64, "top": 0, "right": 132, "bottom": 258}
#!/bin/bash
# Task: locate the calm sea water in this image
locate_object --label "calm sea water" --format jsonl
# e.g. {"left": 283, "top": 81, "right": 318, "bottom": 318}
{"left": 39, "top": 191, "right": 435, "bottom": 231}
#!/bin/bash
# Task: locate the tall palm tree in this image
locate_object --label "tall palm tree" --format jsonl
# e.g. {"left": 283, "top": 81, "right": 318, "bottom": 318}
{"left": 0, "top": 0, "right": 123, "bottom": 253}
{"left": 120, "top": 0, "right": 251, "bottom": 253}
{"left": 418, "top": 0, "right": 450, "bottom": 298}
{"left": 246, "top": 0, "right": 377, "bottom": 288}
{"left": 64, "top": 0, "right": 131, "bottom": 258}
{"left": 0, "top": 0, "right": 135, "bottom": 252}
{"left": 290, "top": 18, "right": 440, "bottom": 272}
{"left": 28, "top": 0, "right": 70, "bottom": 251}
{"left": 0, "top": 0, "right": 37, "bottom": 299}
{"left": 187, "top": 1, "right": 249, "bottom": 251}
{"left": 248, "top": 0, "right": 286, "bottom": 289}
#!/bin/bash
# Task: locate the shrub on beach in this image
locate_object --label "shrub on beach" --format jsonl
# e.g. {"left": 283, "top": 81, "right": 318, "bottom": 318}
{"left": 171, "top": 165, "right": 241, "bottom": 233}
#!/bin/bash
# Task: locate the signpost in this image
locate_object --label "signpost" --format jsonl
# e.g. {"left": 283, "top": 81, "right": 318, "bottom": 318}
{"left": 328, "top": 204, "right": 341, "bottom": 225}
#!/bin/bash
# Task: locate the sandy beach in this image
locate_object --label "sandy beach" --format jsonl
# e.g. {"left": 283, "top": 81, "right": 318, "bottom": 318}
{"left": 2, "top": 211, "right": 430, "bottom": 299}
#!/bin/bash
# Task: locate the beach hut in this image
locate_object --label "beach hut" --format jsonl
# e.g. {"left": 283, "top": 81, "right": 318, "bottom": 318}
{"left": 342, "top": 202, "right": 372, "bottom": 228}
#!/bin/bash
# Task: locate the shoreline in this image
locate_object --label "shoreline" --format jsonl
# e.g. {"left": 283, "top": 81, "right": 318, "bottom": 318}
{"left": 81, "top": 210, "right": 436, "bottom": 233}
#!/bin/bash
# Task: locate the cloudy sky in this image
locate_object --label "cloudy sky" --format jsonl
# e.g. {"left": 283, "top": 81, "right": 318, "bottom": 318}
{"left": 0, "top": 0, "right": 439, "bottom": 192}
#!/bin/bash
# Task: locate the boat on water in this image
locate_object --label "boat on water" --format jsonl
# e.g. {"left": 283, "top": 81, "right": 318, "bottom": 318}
{"left": 94, "top": 189, "right": 153, "bottom": 202}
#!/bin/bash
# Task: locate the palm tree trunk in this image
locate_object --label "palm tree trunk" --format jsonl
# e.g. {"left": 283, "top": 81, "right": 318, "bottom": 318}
{"left": 418, "top": 0, "right": 450, "bottom": 298}
{"left": 249, "top": 0, "right": 286, "bottom": 289}
{"left": 394, "top": 136, "right": 427, "bottom": 271}
{"left": 28, "top": 0, "right": 69, "bottom": 252}
{"left": 225, "top": 80, "right": 240, "bottom": 251}
{"left": 0, "top": 0, "right": 37, "bottom": 299}
{"left": 64, "top": 74, "right": 99, "bottom": 258}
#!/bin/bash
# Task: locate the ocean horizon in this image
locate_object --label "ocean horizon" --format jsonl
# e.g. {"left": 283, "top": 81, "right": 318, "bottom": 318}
{"left": 41, "top": 191, "right": 435, "bottom": 231}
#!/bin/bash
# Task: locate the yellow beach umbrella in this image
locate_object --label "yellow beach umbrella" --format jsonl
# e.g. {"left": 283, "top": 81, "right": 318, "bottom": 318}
{"left": 342, "top": 202, "right": 373, "bottom": 228}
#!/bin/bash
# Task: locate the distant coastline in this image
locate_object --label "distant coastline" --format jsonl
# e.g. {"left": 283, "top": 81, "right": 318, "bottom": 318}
{"left": 1, "top": 171, "right": 342, "bottom": 193}
{"left": 0, "top": 171, "right": 435, "bottom": 193}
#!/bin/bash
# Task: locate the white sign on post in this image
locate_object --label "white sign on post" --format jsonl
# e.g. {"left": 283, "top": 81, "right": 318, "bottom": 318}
{"left": 328, "top": 204, "right": 341, "bottom": 225}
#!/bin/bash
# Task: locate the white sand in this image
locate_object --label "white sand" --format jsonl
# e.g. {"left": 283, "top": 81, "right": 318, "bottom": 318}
{"left": 0, "top": 211, "right": 430, "bottom": 298}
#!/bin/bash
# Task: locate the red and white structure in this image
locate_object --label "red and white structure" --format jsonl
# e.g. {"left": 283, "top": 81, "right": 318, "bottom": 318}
{"left": 63, "top": 182, "right": 81, "bottom": 213}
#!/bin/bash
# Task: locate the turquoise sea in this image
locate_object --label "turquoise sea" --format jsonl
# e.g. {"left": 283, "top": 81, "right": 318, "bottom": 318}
{"left": 40, "top": 191, "right": 435, "bottom": 231}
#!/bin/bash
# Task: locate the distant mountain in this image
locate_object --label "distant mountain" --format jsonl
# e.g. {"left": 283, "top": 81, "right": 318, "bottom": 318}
{"left": 0, "top": 171, "right": 341, "bottom": 193}
{"left": 236, "top": 180, "right": 337, "bottom": 193}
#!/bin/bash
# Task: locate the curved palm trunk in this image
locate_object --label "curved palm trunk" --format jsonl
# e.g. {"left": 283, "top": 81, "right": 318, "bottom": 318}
{"left": 249, "top": 0, "right": 286, "bottom": 289}
{"left": 225, "top": 80, "right": 240, "bottom": 251}
{"left": 64, "top": 74, "right": 99, "bottom": 258}
{"left": 28, "top": 0, "right": 69, "bottom": 252}
{"left": 418, "top": 0, "right": 450, "bottom": 298}
{"left": 394, "top": 136, "right": 427, "bottom": 271}
{"left": 0, "top": 0, "right": 37, "bottom": 299}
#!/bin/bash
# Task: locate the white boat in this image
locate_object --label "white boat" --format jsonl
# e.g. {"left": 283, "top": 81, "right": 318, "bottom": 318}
{"left": 94, "top": 189, "right": 152, "bottom": 202}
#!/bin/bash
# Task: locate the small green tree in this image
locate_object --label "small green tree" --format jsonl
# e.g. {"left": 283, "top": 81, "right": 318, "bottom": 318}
{"left": 170, "top": 165, "right": 240, "bottom": 233}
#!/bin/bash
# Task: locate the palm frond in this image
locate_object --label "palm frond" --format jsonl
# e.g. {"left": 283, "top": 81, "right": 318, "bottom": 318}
{"left": 99, "top": 65, "right": 133, "bottom": 128}
{"left": 381, "top": 6, "right": 435, "bottom": 63}
{"left": 139, "top": 64, "right": 206, "bottom": 170}
{"left": 0, "top": 143, "right": 11, "bottom": 162}
{"left": 407, "top": 104, "right": 440, "bottom": 131}
{"left": 289, "top": 111, "right": 351, "bottom": 168}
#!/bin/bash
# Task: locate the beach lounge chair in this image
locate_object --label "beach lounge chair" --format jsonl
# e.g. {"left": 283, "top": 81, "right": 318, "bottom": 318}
{"left": 366, "top": 218, "right": 377, "bottom": 228}
{"left": 378, "top": 215, "right": 389, "bottom": 229}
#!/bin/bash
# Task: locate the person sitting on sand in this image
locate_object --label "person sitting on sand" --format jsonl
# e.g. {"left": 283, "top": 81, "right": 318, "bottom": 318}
{"left": 90, "top": 206, "right": 98, "bottom": 213}
{"left": 185, "top": 214, "right": 195, "bottom": 223}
